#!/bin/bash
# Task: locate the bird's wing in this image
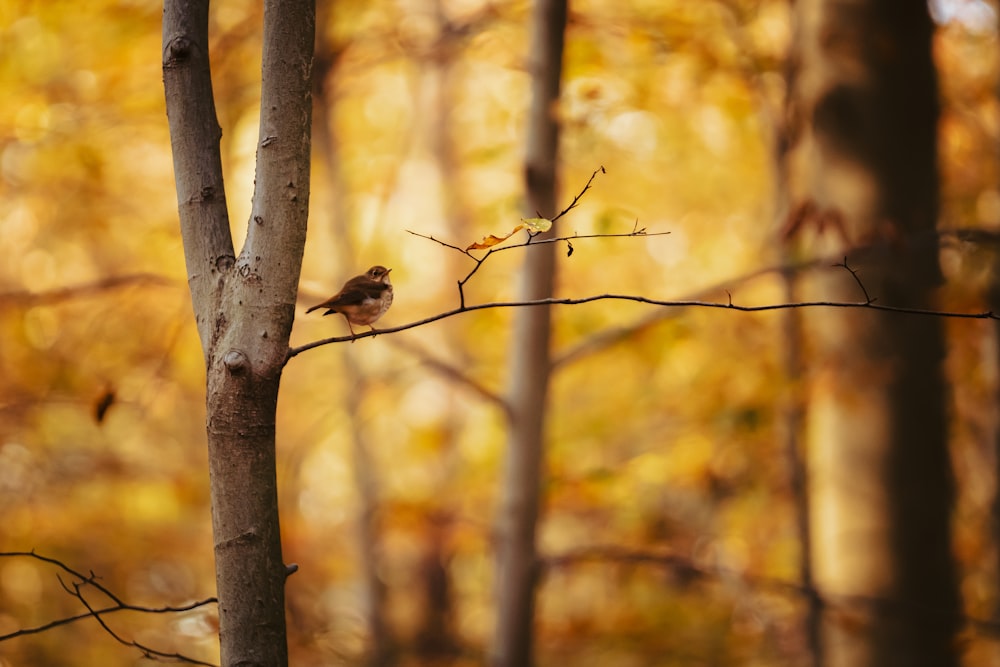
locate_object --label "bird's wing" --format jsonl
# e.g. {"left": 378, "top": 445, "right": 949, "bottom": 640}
{"left": 309, "top": 282, "right": 387, "bottom": 311}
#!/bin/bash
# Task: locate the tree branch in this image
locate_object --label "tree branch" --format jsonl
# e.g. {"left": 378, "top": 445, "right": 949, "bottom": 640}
{"left": 548, "top": 234, "right": 998, "bottom": 368}
{"left": 0, "top": 551, "right": 217, "bottom": 666}
{"left": 297, "top": 161, "right": 1000, "bottom": 363}
{"left": 834, "top": 256, "right": 874, "bottom": 303}
{"left": 0, "top": 274, "right": 176, "bottom": 306}
{"left": 542, "top": 545, "right": 1000, "bottom": 637}
{"left": 288, "top": 292, "right": 996, "bottom": 359}
{"left": 406, "top": 226, "right": 670, "bottom": 308}
{"left": 404, "top": 167, "right": 644, "bottom": 308}
{"left": 548, "top": 164, "right": 604, "bottom": 224}
{"left": 388, "top": 338, "right": 509, "bottom": 414}
{"left": 162, "top": 0, "right": 236, "bottom": 355}
{"left": 551, "top": 250, "right": 881, "bottom": 368}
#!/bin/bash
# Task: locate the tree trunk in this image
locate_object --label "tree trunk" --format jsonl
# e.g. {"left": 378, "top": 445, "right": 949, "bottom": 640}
{"left": 774, "top": 30, "right": 821, "bottom": 667}
{"left": 162, "top": 0, "right": 315, "bottom": 664}
{"left": 784, "top": 2, "right": 959, "bottom": 666}
{"left": 991, "top": 7, "right": 1000, "bottom": 627}
{"left": 492, "top": 1, "right": 566, "bottom": 666}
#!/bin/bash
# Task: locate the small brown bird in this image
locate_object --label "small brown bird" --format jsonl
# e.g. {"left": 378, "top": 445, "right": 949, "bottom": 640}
{"left": 306, "top": 265, "right": 393, "bottom": 336}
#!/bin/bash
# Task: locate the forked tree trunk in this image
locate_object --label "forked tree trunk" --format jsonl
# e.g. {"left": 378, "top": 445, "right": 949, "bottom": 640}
{"left": 162, "top": 0, "right": 315, "bottom": 664}
{"left": 783, "top": 2, "right": 958, "bottom": 666}
{"left": 492, "top": 1, "right": 566, "bottom": 666}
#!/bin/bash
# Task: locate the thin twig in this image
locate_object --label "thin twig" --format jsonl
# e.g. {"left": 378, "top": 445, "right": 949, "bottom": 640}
{"left": 833, "top": 256, "right": 874, "bottom": 303}
{"left": 405, "top": 166, "right": 619, "bottom": 308}
{"left": 72, "top": 580, "right": 217, "bottom": 667}
{"left": 0, "top": 598, "right": 216, "bottom": 642}
{"left": 0, "top": 551, "right": 217, "bottom": 666}
{"left": 405, "top": 228, "right": 669, "bottom": 308}
{"left": 405, "top": 231, "right": 466, "bottom": 254}
{"left": 550, "top": 165, "right": 606, "bottom": 224}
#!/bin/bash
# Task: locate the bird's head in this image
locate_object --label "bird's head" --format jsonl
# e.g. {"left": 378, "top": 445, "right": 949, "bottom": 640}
{"left": 367, "top": 265, "right": 392, "bottom": 283}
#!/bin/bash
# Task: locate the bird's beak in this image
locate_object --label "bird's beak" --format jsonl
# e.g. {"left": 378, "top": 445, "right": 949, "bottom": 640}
{"left": 386, "top": 268, "right": 392, "bottom": 274}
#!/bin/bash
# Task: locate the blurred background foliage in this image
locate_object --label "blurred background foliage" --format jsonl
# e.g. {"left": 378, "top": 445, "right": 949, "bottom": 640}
{"left": 1, "top": 0, "right": 999, "bottom": 665}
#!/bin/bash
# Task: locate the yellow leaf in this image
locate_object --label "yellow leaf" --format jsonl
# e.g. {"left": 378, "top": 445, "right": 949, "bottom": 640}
{"left": 521, "top": 217, "right": 552, "bottom": 233}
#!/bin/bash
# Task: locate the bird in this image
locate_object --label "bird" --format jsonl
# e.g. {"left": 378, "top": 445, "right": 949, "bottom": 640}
{"left": 306, "top": 265, "right": 393, "bottom": 336}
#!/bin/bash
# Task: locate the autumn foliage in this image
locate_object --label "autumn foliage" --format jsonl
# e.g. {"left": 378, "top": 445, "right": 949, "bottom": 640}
{"left": 1, "top": 1, "right": 999, "bottom": 665}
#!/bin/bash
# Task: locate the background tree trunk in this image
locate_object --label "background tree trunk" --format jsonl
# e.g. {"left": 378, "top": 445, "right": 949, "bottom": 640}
{"left": 991, "top": 7, "right": 1000, "bottom": 627}
{"left": 312, "top": 14, "right": 394, "bottom": 665}
{"left": 162, "top": 0, "right": 315, "bottom": 664}
{"left": 492, "top": 0, "right": 566, "bottom": 665}
{"left": 783, "top": 2, "right": 959, "bottom": 666}
{"left": 774, "top": 30, "right": 821, "bottom": 667}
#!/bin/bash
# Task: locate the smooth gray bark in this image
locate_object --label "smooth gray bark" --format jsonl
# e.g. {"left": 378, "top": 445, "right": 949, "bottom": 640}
{"left": 492, "top": 1, "right": 566, "bottom": 666}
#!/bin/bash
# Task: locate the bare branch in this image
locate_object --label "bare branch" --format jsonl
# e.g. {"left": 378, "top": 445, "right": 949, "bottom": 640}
{"left": 834, "top": 256, "right": 874, "bottom": 304}
{"left": 405, "top": 228, "right": 667, "bottom": 309}
{"left": 0, "top": 597, "right": 216, "bottom": 643}
{"left": 405, "top": 167, "right": 625, "bottom": 307}
{"left": 0, "top": 274, "right": 176, "bottom": 306}
{"left": 553, "top": 240, "right": 972, "bottom": 367}
{"left": 288, "top": 294, "right": 997, "bottom": 360}
{"left": 405, "top": 229, "right": 668, "bottom": 257}
{"left": 405, "top": 230, "right": 467, "bottom": 254}
{"left": 72, "top": 580, "right": 217, "bottom": 666}
{"left": 549, "top": 165, "right": 605, "bottom": 224}
{"left": 542, "top": 545, "right": 1000, "bottom": 637}
{"left": 303, "top": 211, "right": 1000, "bottom": 363}
{"left": 389, "top": 338, "right": 510, "bottom": 413}
{"left": 0, "top": 551, "right": 217, "bottom": 666}
{"left": 494, "top": 229, "right": 667, "bottom": 252}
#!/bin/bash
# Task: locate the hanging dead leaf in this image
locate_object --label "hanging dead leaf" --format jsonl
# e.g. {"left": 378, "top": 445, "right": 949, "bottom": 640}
{"left": 465, "top": 217, "right": 553, "bottom": 251}
{"left": 466, "top": 233, "right": 513, "bottom": 251}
